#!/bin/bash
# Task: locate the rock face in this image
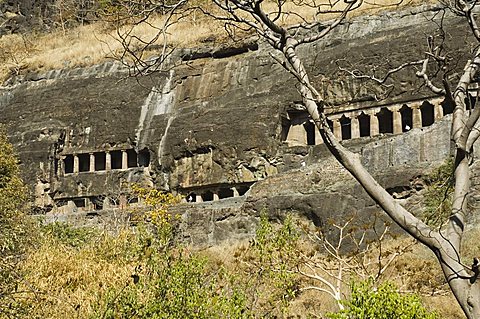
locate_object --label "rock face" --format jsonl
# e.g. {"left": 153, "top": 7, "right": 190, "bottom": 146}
{"left": 1, "top": 5, "right": 477, "bottom": 246}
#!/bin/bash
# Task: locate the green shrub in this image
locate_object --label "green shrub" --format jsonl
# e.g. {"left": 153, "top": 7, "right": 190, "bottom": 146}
{"left": 0, "top": 129, "right": 33, "bottom": 318}
{"left": 41, "top": 222, "right": 99, "bottom": 248}
{"left": 327, "top": 280, "right": 438, "bottom": 319}
{"left": 93, "top": 233, "right": 250, "bottom": 318}
{"left": 423, "top": 159, "right": 454, "bottom": 226}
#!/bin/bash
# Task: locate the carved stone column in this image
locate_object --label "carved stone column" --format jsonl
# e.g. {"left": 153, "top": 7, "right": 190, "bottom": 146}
{"left": 122, "top": 150, "right": 128, "bottom": 169}
{"left": 287, "top": 124, "right": 307, "bottom": 145}
{"left": 332, "top": 118, "right": 342, "bottom": 140}
{"left": 73, "top": 154, "right": 79, "bottom": 174}
{"left": 232, "top": 187, "right": 239, "bottom": 197}
{"left": 434, "top": 99, "right": 444, "bottom": 121}
{"left": 392, "top": 106, "right": 402, "bottom": 134}
{"left": 213, "top": 193, "right": 219, "bottom": 201}
{"left": 89, "top": 153, "right": 95, "bottom": 172}
{"left": 59, "top": 156, "right": 65, "bottom": 177}
{"left": 196, "top": 195, "right": 203, "bottom": 203}
{"left": 105, "top": 151, "right": 111, "bottom": 171}
{"left": 351, "top": 115, "right": 360, "bottom": 139}
{"left": 412, "top": 103, "right": 422, "bottom": 128}
{"left": 370, "top": 111, "right": 379, "bottom": 136}
{"left": 315, "top": 124, "right": 323, "bottom": 144}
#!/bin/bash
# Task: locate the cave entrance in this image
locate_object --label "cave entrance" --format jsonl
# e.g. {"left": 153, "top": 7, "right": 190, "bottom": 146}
{"left": 186, "top": 193, "right": 197, "bottom": 203}
{"left": 442, "top": 100, "right": 454, "bottom": 115}
{"left": 400, "top": 105, "right": 413, "bottom": 132}
{"left": 340, "top": 115, "right": 351, "bottom": 140}
{"left": 138, "top": 149, "right": 151, "bottom": 167}
{"left": 94, "top": 152, "right": 106, "bottom": 171}
{"left": 377, "top": 108, "right": 393, "bottom": 134}
{"left": 78, "top": 154, "right": 90, "bottom": 172}
{"left": 111, "top": 151, "right": 122, "bottom": 169}
{"left": 64, "top": 155, "right": 74, "bottom": 174}
{"left": 202, "top": 191, "right": 214, "bottom": 202}
{"left": 218, "top": 188, "right": 234, "bottom": 199}
{"left": 304, "top": 121, "right": 316, "bottom": 145}
{"left": 237, "top": 185, "right": 250, "bottom": 196}
{"left": 421, "top": 102, "right": 435, "bottom": 127}
{"left": 91, "top": 196, "right": 104, "bottom": 210}
{"left": 127, "top": 149, "right": 138, "bottom": 168}
{"left": 73, "top": 198, "right": 86, "bottom": 208}
{"left": 358, "top": 112, "right": 370, "bottom": 137}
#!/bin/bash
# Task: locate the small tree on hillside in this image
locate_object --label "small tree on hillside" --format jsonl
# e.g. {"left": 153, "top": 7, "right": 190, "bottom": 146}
{"left": 0, "top": 128, "right": 32, "bottom": 317}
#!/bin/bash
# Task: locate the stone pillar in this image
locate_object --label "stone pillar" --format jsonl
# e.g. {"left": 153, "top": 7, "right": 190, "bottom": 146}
{"left": 286, "top": 124, "right": 307, "bottom": 145}
{"left": 122, "top": 150, "right": 128, "bottom": 169}
{"left": 105, "top": 151, "right": 111, "bottom": 171}
{"left": 434, "top": 100, "right": 444, "bottom": 121}
{"left": 213, "top": 193, "right": 219, "bottom": 201}
{"left": 232, "top": 187, "right": 239, "bottom": 197}
{"left": 73, "top": 154, "right": 79, "bottom": 174}
{"left": 392, "top": 107, "right": 402, "bottom": 134}
{"left": 412, "top": 103, "right": 422, "bottom": 128}
{"left": 89, "top": 153, "right": 95, "bottom": 172}
{"left": 332, "top": 118, "right": 342, "bottom": 140}
{"left": 351, "top": 116, "right": 360, "bottom": 139}
{"left": 196, "top": 195, "right": 203, "bottom": 203}
{"left": 370, "top": 111, "right": 379, "bottom": 136}
{"left": 58, "top": 156, "right": 65, "bottom": 177}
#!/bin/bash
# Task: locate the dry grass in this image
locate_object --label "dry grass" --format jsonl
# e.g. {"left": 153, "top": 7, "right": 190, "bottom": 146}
{"left": 0, "top": 0, "right": 435, "bottom": 84}
{"left": 5, "top": 222, "right": 476, "bottom": 318}
{"left": 11, "top": 229, "right": 137, "bottom": 319}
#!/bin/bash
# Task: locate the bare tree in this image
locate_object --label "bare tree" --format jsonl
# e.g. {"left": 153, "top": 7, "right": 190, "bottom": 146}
{"left": 297, "top": 213, "right": 416, "bottom": 310}
{"left": 100, "top": 0, "right": 189, "bottom": 76}
{"left": 109, "top": 0, "right": 480, "bottom": 316}
{"left": 202, "top": 0, "right": 480, "bottom": 317}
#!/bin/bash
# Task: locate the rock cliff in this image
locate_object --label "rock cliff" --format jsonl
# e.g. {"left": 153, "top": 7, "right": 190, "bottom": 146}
{"left": 1, "top": 5, "right": 477, "bottom": 246}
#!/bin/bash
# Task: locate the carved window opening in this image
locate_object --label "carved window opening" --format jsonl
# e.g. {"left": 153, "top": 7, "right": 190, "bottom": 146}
{"left": 304, "top": 121, "right": 316, "bottom": 145}
{"left": 442, "top": 100, "right": 454, "bottom": 115}
{"left": 377, "top": 108, "right": 393, "bottom": 134}
{"left": 218, "top": 188, "right": 234, "bottom": 199}
{"left": 64, "top": 155, "right": 74, "bottom": 174}
{"left": 127, "top": 149, "right": 138, "bottom": 168}
{"left": 186, "top": 193, "right": 197, "bottom": 202}
{"left": 421, "top": 102, "right": 435, "bottom": 127}
{"left": 91, "top": 196, "right": 103, "bottom": 210}
{"left": 358, "top": 112, "right": 370, "bottom": 137}
{"left": 78, "top": 154, "right": 90, "bottom": 172}
{"left": 56, "top": 199, "right": 67, "bottom": 207}
{"left": 202, "top": 191, "right": 214, "bottom": 202}
{"left": 73, "top": 198, "right": 86, "bottom": 208}
{"left": 94, "top": 152, "right": 106, "bottom": 171}
{"left": 237, "top": 185, "right": 249, "bottom": 196}
{"left": 400, "top": 105, "right": 413, "bottom": 132}
{"left": 111, "top": 150, "right": 122, "bottom": 169}
{"left": 138, "top": 149, "right": 150, "bottom": 167}
{"left": 340, "top": 115, "right": 352, "bottom": 140}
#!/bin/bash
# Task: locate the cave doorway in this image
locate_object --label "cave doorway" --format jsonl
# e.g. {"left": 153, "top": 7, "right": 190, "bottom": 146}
{"left": 400, "top": 105, "right": 413, "bottom": 132}
{"left": 421, "top": 102, "right": 435, "bottom": 127}
{"left": 358, "top": 112, "right": 370, "bottom": 137}
{"left": 377, "top": 108, "right": 393, "bottom": 134}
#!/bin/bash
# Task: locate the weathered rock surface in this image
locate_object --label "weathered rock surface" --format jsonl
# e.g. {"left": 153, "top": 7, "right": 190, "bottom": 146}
{"left": 0, "top": 5, "right": 476, "bottom": 246}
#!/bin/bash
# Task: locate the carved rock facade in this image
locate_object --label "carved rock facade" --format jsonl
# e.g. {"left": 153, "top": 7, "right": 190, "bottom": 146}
{"left": 1, "top": 5, "right": 477, "bottom": 246}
